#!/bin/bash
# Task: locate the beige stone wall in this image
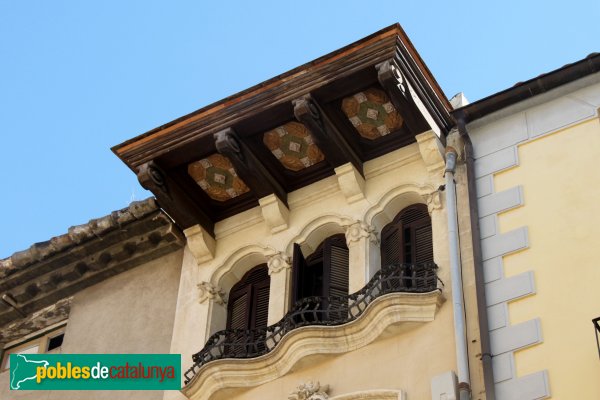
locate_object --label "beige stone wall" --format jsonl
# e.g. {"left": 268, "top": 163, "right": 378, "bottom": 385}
{"left": 0, "top": 249, "right": 183, "bottom": 400}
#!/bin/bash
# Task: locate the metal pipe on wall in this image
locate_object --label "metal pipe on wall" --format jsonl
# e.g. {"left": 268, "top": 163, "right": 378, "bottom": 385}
{"left": 445, "top": 147, "right": 471, "bottom": 400}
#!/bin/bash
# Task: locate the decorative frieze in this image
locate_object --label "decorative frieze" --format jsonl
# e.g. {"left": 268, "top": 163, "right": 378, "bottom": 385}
{"left": 197, "top": 282, "right": 226, "bottom": 305}
{"left": 289, "top": 381, "right": 330, "bottom": 400}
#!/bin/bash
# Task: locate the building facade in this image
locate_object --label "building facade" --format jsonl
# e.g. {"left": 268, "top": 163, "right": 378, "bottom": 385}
{"left": 1, "top": 23, "right": 599, "bottom": 400}
{"left": 454, "top": 56, "right": 600, "bottom": 399}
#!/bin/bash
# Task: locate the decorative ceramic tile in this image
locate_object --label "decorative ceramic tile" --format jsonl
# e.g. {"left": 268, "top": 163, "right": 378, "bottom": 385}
{"left": 263, "top": 121, "right": 325, "bottom": 171}
{"left": 341, "top": 87, "right": 403, "bottom": 140}
{"left": 188, "top": 154, "right": 250, "bottom": 202}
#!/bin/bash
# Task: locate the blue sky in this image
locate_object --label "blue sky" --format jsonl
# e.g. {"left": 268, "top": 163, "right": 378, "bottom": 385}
{"left": 1, "top": 1, "right": 598, "bottom": 257}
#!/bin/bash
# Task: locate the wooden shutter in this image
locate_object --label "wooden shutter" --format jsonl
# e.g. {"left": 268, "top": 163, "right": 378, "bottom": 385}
{"left": 292, "top": 243, "right": 308, "bottom": 304}
{"left": 322, "top": 235, "right": 349, "bottom": 319}
{"left": 227, "top": 286, "right": 250, "bottom": 330}
{"left": 414, "top": 222, "right": 434, "bottom": 263}
{"left": 381, "top": 204, "right": 433, "bottom": 265}
{"left": 324, "top": 235, "right": 349, "bottom": 299}
{"left": 226, "top": 265, "right": 270, "bottom": 330}
{"left": 381, "top": 204, "right": 434, "bottom": 289}
{"left": 380, "top": 223, "right": 402, "bottom": 266}
{"left": 252, "top": 282, "right": 270, "bottom": 329}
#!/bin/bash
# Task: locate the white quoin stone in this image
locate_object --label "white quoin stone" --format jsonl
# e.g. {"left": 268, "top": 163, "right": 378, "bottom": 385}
{"left": 184, "top": 224, "right": 216, "bottom": 264}
{"left": 416, "top": 130, "right": 446, "bottom": 173}
{"left": 334, "top": 163, "right": 366, "bottom": 204}
{"left": 259, "top": 194, "right": 290, "bottom": 233}
{"left": 431, "top": 371, "right": 458, "bottom": 400}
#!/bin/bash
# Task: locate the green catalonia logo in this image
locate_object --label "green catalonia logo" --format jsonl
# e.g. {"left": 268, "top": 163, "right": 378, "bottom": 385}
{"left": 10, "top": 354, "right": 181, "bottom": 390}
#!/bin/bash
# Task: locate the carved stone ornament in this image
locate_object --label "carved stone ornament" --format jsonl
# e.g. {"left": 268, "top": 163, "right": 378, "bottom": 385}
{"left": 267, "top": 251, "right": 291, "bottom": 275}
{"left": 344, "top": 220, "right": 378, "bottom": 246}
{"left": 424, "top": 191, "right": 442, "bottom": 213}
{"left": 288, "top": 381, "right": 330, "bottom": 400}
{"left": 197, "top": 282, "right": 226, "bottom": 305}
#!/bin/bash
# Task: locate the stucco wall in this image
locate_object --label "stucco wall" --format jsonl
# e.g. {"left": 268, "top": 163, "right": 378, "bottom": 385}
{"left": 495, "top": 117, "right": 600, "bottom": 399}
{"left": 0, "top": 248, "right": 183, "bottom": 400}
{"left": 469, "top": 74, "right": 600, "bottom": 399}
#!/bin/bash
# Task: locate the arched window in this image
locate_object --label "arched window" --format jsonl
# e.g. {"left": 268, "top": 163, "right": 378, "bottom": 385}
{"left": 380, "top": 204, "right": 433, "bottom": 266}
{"left": 292, "top": 234, "right": 349, "bottom": 304}
{"left": 227, "top": 265, "right": 270, "bottom": 331}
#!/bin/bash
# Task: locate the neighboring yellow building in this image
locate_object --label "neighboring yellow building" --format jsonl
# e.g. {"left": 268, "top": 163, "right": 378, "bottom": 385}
{"left": 454, "top": 54, "right": 600, "bottom": 399}
{"left": 1, "top": 22, "right": 599, "bottom": 400}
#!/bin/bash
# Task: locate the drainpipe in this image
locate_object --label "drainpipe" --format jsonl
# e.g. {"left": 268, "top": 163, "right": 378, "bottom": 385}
{"left": 456, "top": 116, "right": 496, "bottom": 399}
{"left": 445, "top": 147, "right": 471, "bottom": 400}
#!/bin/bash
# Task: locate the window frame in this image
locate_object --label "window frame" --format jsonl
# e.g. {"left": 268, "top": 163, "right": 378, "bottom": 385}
{"left": 292, "top": 234, "right": 349, "bottom": 306}
{"left": 0, "top": 325, "right": 66, "bottom": 372}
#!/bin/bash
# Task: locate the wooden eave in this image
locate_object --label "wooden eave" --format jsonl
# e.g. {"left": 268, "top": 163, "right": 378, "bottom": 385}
{"left": 111, "top": 24, "right": 453, "bottom": 237}
{"left": 112, "top": 24, "right": 451, "bottom": 168}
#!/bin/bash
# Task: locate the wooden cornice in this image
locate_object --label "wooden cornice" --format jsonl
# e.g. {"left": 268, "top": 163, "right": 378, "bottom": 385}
{"left": 112, "top": 23, "right": 451, "bottom": 171}
{"left": 137, "top": 162, "right": 215, "bottom": 233}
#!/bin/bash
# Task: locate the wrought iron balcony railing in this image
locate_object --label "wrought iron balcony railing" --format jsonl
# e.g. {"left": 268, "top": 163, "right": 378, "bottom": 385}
{"left": 184, "top": 262, "right": 439, "bottom": 384}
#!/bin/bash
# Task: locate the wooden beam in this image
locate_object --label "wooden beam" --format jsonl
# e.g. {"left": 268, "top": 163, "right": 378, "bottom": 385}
{"left": 137, "top": 161, "right": 215, "bottom": 236}
{"left": 214, "top": 128, "right": 287, "bottom": 206}
{"left": 376, "top": 59, "right": 425, "bottom": 135}
{"left": 293, "top": 95, "right": 363, "bottom": 175}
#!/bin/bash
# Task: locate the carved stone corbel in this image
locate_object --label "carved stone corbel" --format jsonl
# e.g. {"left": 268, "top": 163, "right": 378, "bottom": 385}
{"left": 288, "top": 381, "right": 330, "bottom": 400}
{"left": 424, "top": 191, "right": 443, "bottom": 214}
{"left": 415, "top": 130, "right": 445, "bottom": 173}
{"left": 197, "top": 282, "right": 226, "bottom": 305}
{"left": 343, "top": 220, "right": 378, "bottom": 246}
{"left": 266, "top": 251, "right": 291, "bottom": 275}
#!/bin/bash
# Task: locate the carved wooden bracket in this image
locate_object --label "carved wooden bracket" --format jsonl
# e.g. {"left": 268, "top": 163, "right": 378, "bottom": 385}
{"left": 137, "top": 161, "right": 215, "bottom": 236}
{"left": 215, "top": 128, "right": 287, "bottom": 206}
{"left": 293, "top": 96, "right": 363, "bottom": 175}
{"left": 376, "top": 59, "right": 422, "bottom": 134}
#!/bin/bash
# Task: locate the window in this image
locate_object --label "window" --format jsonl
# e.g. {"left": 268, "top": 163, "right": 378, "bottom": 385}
{"left": 380, "top": 204, "right": 433, "bottom": 265}
{"left": 380, "top": 204, "right": 434, "bottom": 290}
{"left": 292, "top": 234, "right": 349, "bottom": 310}
{"left": 1, "top": 327, "right": 65, "bottom": 371}
{"left": 227, "top": 265, "right": 270, "bottom": 331}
